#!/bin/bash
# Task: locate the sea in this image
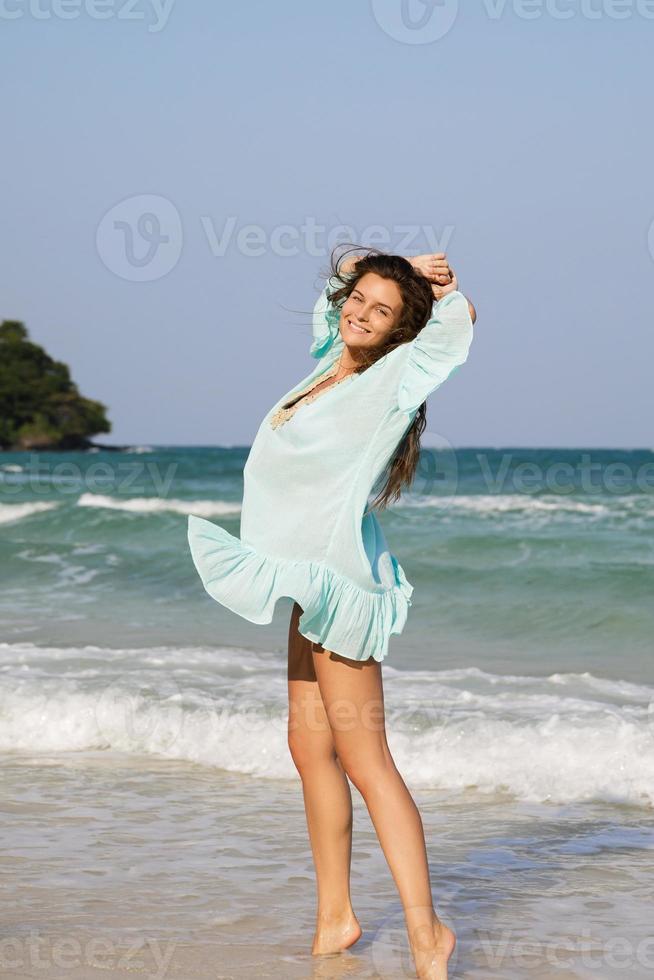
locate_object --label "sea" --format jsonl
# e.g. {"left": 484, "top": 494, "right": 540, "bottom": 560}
{"left": 1, "top": 446, "right": 653, "bottom": 979}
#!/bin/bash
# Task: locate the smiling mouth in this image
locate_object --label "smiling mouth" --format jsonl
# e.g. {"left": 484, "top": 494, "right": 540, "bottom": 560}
{"left": 347, "top": 318, "right": 370, "bottom": 334}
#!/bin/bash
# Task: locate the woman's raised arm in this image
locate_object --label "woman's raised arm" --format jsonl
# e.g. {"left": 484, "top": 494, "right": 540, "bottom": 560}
{"left": 310, "top": 275, "right": 345, "bottom": 360}
{"left": 397, "top": 254, "right": 476, "bottom": 415}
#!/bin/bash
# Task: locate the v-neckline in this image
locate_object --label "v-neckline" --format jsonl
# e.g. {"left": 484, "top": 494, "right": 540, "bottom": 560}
{"left": 283, "top": 363, "right": 346, "bottom": 410}
{"left": 269, "top": 361, "right": 355, "bottom": 430}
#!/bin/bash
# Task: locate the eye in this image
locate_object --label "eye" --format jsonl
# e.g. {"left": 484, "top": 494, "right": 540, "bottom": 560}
{"left": 377, "top": 307, "right": 388, "bottom": 316}
{"left": 352, "top": 294, "right": 362, "bottom": 302}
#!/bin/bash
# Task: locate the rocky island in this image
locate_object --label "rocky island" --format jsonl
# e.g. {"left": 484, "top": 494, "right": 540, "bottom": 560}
{"left": 0, "top": 319, "right": 112, "bottom": 451}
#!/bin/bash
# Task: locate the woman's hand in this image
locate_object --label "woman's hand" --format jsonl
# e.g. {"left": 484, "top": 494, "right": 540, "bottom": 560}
{"left": 409, "top": 252, "right": 458, "bottom": 296}
{"left": 409, "top": 252, "right": 476, "bottom": 323}
{"left": 345, "top": 251, "right": 454, "bottom": 293}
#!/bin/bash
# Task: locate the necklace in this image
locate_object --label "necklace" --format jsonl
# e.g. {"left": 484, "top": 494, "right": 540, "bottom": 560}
{"left": 269, "top": 357, "right": 356, "bottom": 431}
{"left": 332, "top": 355, "right": 358, "bottom": 381}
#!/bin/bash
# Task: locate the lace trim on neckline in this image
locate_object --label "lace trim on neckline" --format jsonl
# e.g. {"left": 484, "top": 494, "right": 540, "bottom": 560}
{"left": 270, "top": 362, "right": 350, "bottom": 430}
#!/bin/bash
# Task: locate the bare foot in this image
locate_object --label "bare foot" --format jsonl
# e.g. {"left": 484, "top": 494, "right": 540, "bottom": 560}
{"left": 311, "top": 912, "right": 362, "bottom": 955}
{"left": 410, "top": 913, "right": 456, "bottom": 979}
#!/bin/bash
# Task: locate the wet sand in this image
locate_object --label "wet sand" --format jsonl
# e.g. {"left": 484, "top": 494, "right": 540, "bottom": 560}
{"left": 3, "top": 750, "right": 653, "bottom": 979}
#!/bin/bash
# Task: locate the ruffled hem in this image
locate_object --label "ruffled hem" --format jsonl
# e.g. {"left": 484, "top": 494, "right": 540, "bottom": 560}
{"left": 187, "top": 514, "right": 414, "bottom": 663}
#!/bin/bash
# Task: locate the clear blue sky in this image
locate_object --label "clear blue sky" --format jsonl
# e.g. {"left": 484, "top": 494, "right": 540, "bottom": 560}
{"left": 2, "top": 1, "right": 652, "bottom": 448}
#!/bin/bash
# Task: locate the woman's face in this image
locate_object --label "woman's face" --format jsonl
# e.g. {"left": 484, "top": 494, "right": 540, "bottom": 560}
{"left": 340, "top": 273, "right": 403, "bottom": 350}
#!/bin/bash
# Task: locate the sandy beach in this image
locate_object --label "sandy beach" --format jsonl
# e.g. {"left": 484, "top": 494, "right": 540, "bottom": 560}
{"left": 3, "top": 746, "right": 653, "bottom": 980}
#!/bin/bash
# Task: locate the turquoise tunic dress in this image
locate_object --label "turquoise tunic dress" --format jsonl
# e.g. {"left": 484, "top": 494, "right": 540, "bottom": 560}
{"left": 187, "top": 276, "right": 474, "bottom": 662}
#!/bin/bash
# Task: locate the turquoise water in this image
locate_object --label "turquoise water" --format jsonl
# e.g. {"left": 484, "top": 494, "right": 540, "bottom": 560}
{"left": 1, "top": 446, "right": 653, "bottom": 679}
{"left": 1, "top": 446, "right": 653, "bottom": 977}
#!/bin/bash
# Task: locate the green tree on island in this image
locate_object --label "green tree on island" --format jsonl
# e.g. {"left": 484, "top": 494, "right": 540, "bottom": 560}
{"left": 0, "top": 319, "right": 111, "bottom": 451}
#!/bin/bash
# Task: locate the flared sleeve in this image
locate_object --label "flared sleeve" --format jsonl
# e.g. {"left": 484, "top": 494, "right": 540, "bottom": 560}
{"left": 310, "top": 275, "right": 345, "bottom": 359}
{"left": 397, "top": 290, "right": 474, "bottom": 415}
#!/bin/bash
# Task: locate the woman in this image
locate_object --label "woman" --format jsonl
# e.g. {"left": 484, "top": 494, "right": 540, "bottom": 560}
{"left": 188, "top": 248, "right": 477, "bottom": 979}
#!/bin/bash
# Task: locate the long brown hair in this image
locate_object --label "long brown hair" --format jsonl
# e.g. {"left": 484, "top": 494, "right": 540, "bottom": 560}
{"left": 324, "top": 245, "right": 435, "bottom": 511}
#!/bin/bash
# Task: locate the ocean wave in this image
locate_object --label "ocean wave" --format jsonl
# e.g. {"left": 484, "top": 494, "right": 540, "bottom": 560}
{"left": 76, "top": 494, "right": 241, "bottom": 516}
{"left": 1, "top": 644, "right": 652, "bottom": 807}
{"left": 394, "top": 492, "right": 654, "bottom": 526}
{"left": 395, "top": 493, "right": 612, "bottom": 516}
{"left": 0, "top": 501, "right": 60, "bottom": 525}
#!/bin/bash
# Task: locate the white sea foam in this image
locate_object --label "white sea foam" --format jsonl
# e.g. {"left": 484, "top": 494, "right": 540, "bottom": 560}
{"left": 0, "top": 464, "right": 24, "bottom": 473}
{"left": 1, "top": 643, "right": 653, "bottom": 807}
{"left": 76, "top": 493, "right": 241, "bottom": 516}
{"left": 0, "top": 501, "right": 60, "bottom": 524}
{"left": 396, "top": 493, "right": 611, "bottom": 516}
{"left": 395, "top": 492, "right": 654, "bottom": 525}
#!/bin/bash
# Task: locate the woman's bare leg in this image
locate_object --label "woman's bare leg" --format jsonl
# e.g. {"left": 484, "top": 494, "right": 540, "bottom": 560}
{"left": 286, "top": 602, "right": 361, "bottom": 954}
{"left": 311, "top": 647, "right": 456, "bottom": 980}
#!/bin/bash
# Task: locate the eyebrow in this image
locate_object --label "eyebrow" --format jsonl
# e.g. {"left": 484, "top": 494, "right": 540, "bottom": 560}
{"left": 352, "top": 287, "right": 395, "bottom": 312}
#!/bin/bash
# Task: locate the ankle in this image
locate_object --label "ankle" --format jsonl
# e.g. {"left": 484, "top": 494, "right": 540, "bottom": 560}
{"left": 316, "top": 906, "right": 355, "bottom": 925}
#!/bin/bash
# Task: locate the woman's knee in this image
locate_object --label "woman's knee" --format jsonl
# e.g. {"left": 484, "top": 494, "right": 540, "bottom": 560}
{"left": 335, "top": 741, "right": 395, "bottom": 794}
{"left": 287, "top": 729, "right": 337, "bottom": 775}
